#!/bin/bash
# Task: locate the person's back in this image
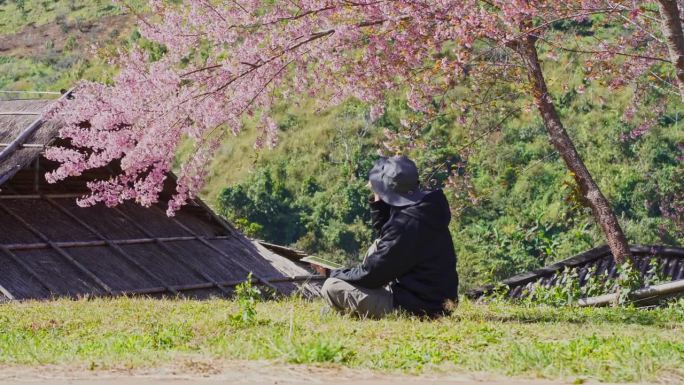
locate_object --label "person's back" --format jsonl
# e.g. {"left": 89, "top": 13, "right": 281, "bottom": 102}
{"left": 317, "top": 156, "right": 459, "bottom": 318}
{"left": 386, "top": 189, "right": 458, "bottom": 316}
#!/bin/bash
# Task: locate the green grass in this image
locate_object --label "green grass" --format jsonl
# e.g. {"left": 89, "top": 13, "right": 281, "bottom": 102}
{"left": 0, "top": 0, "right": 121, "bottom": 35}
{"left": 0, "top": 0, "right": 133, "bottom": 91}
{"left": 0, "top": 54, "right": 114, "bottom": 91}
{"left": 0, "top": 297, "right": 682, "bottom": 383}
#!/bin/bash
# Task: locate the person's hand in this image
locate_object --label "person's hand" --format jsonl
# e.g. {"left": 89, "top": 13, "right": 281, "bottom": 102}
{"left": 310, "top": 263, "right": 330, "bottom": 277}
{"left": 367, "top": 181, "right": 381, "bottom": 202}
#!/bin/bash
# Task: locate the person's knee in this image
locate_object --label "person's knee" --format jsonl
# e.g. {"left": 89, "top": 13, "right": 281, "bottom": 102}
{"left": 321, "top": 277, "right": 345, "bottom": 299}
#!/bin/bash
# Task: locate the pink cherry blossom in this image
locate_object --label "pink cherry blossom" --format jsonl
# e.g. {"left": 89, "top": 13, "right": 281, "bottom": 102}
{"left": 44, "top": 1, "right": 680, "bottom": 214}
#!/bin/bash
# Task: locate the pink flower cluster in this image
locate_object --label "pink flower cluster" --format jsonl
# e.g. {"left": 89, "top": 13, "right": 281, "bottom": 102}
{"left": 44, "top": 1, "right": 677, "bottom": 213}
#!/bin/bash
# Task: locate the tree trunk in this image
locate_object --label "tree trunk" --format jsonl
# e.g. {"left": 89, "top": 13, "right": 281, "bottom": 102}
{"left": 516, "top": 35, "right": 633, "bottom": 265}
{"left": 657, "top": 0, "right": 684, "bottom": 101}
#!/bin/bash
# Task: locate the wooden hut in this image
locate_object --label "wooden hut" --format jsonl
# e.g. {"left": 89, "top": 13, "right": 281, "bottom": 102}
{"left": 0, "top": 94, "right": 318, "bottom": 301}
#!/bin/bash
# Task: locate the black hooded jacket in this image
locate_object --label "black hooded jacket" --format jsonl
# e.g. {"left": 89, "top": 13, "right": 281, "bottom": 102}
{"left": 330, "top": 189, "right": 459, "bottom": 317}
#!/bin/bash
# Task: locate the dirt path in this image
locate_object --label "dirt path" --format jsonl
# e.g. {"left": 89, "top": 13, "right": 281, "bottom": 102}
{"left": 0, "top": 361, "right": 655, "bottom": 385}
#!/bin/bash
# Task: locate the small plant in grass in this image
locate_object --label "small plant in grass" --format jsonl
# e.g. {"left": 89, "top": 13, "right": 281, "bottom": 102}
{"left": 56, "top": 14, "right": 69, "bottom": 34}
{"left": 487, "top": 282, "right": 511, "bottom": 302}
{"left": 644, "top": 258, "right": 668, "bottom": 287}
{"left": 616, "top": 262, "right": 644, "bottom": 305}
{"left": 526, "top": 270, "right": 582, "bottom": 306}
{"left": 14, "top": 0, "right": 28, "bottom": 18}
{"left": 64, "top": 36, "right": 78, "bottom": 51}
{"left": 582, "top": 266, "right": 610, "bottom": 298}
{"left": 669, "top": 297, "right": 684, "bottom": 317}
{"left": 230, "top": 273, "right": 261, "bottom": 326}
{"left": 150, "top": 322, "right": 193, "bottom": 350}
{"left": 288, "top": 339, "right": 353, "bottom": 364}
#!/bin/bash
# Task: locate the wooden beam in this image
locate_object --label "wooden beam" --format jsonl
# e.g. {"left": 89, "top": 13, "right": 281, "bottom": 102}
{"left": 0, "top": 273, "right": 324, "bottom": 301}
{"left": 0, "top": 143, "right": 46, "bottom": 148}
{"left": 45, "top": 198, "right": 179, "bottom": 296}
{"left": 0, "top": 90, "right": 62, "bottom": 95}
{"left": 0, "top": 194, "right": 86, "bottom": 199}
{"left": 0, "top": 202, "right": 115, "bottom": 295}
{"left": 257, "top": 240, "right": 308, "bottom": 261}
{"left": 268, "top": 275, "right": 325, "bottom": 284}
{"left": 0, "top": 284, "right": 15, "bottom": 300}
{"left": 0, "top": 88, "right": 72, "bottom": 164}
{"left": 577, "top": 279, "right": 684, "bottom": 307}
{"left": 1, "top": 235, "right": 231, "bottom": 251}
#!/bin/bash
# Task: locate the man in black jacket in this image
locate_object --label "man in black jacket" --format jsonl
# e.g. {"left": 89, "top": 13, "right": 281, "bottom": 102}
{"left": 316, "top": 156, "right": 459, "bottom": 318}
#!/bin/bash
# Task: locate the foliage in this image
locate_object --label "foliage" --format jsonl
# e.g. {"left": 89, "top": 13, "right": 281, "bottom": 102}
{"left": 0, "top": 0, "right": 121, "bottom": 35}
{"left": 616, "top": 262, "right": 645, "bottom": 305}
{"left": 486, "top": 257, "right": 680, "bottom": 307}
{"left": 0, "top": 297, "right": 682, "bottom": 382}
{"left": 524, "top": 271, "right": 584, "bottom": 307}
{"left": 229, "top": 273, "right": 261, "bottom": 326}
{"left": 217, "top": 130, "right": 377, "bottom": 262}
{"left": 670, "top": 297, "right": 684, "bottom": 318}
{"left": 219, "top": 165, "right": 305, "bottom": 245}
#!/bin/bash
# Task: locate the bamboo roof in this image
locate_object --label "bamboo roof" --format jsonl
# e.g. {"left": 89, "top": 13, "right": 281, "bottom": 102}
{"left": 0, "top": 99, "right": 59, "bottom": 186}
{"left": 0, "top": 96, "right": 320, "bottom": 301}
{"left": 467, "top": 245, "right": 684, "bottom": 301}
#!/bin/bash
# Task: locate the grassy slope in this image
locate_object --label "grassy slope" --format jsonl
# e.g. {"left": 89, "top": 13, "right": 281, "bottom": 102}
{"left": 0, "top": 0, "right": 120, "bottom": 35}
{"left": 197, "top": 102, "right": 347, "bottom": 201}
{"left": 1, "top": 297, "right": 683, "bottom": 382}
{"left": 0, "top": 0, "right": 137, "bottom": 91}
{"left": 195, "top": 101, "right": 376, "bottom": 212}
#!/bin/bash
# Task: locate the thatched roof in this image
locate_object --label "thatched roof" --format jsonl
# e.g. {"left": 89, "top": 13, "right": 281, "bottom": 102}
{"left": 0, "top": 99, "right": 60, "bottom": 186}
{"left": 0, "top": 96, "right": 320, "bottom": 301}
{"left": 467, "top": 245, "right": 684, "bottom": 300}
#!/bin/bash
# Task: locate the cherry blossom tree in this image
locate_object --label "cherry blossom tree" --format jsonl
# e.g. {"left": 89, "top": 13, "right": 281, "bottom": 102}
{"left": 541, "top": 1, "right": 684, "bottom": 234}
{"left": 46, "top": 0, "right": 672, "bottom": 265}
{"left": 656, "top": 0, "right": 684, "bottom": 99}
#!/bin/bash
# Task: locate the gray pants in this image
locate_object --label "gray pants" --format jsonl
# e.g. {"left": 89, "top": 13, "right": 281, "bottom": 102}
{"left": 321, "top": 278, "right": 393, "bottom": 318}
{"left": 320, "top": 240, "right": 393, "bottom": 319}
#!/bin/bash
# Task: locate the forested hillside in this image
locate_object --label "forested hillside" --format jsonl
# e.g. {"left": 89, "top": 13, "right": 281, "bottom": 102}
{"left": 2, "top": 0, "right": 683, "bottom": 291}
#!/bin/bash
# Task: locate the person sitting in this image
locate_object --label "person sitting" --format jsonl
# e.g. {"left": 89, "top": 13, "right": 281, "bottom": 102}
{"left": 313, "top": 155, "right": 459, "bottom": 318}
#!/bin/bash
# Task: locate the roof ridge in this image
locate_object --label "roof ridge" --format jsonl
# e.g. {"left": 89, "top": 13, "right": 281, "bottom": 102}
{"left": 0, "top": 90, "right": 73, "bottom": 188}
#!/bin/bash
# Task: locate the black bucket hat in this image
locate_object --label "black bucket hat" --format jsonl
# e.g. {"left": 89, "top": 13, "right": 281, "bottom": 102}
{"left": 369, "top": 156, "right": 427, "bottom": 207}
